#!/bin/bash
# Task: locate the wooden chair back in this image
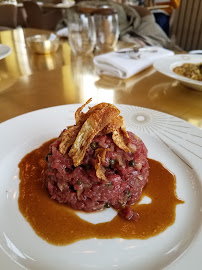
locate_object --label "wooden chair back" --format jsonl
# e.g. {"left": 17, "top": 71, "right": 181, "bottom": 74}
{"left": 0, "top": 4, "right": 17, "bottom": 28}
{"left": 23, "top": 1, "right": 62, "bottom": 30}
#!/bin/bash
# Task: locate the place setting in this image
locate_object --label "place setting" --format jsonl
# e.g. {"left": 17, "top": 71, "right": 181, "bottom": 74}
{"left": 66, "top": 5, "right": 175, "bottom": 81}
{"left": 65, "top": 3, "right": 202, "bottom": 91}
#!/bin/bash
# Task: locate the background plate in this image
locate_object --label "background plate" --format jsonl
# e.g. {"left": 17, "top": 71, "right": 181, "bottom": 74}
{"left": 0, "top": 44, "right": 11, "bottom": 60}
{"left": 153, "top": 54, "right": 202, "bottom": 91}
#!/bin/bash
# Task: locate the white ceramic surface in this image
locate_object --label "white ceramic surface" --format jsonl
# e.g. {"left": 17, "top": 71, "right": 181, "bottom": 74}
{"left": 189, "top": 50, "right": 202, "bottom": 55}
{"left": 0, "top": 44, "right": 11, "bottom": 60}
{"left": 0, "top": 104, "right": 202, "bottom": 270}
{"left": 153, "top": 54, "right": 202, "bottom": 91}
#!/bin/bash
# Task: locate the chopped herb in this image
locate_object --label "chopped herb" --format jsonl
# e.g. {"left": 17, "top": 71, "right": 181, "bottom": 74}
{"left": 77, "top": 180, "right": 82, "bottom": 185}
{"left": 109, "top": 159, "right": 115, "bottom": 166}
{"left": 106, "top": 181, "right": 112, "bottom": 186}
{"left": 90, "top": 142, "right": 98, "bottom": 150}
{"left": 127, "top": 191, "right": 131, "bottom": 198}
{"left": 129, "top": 160, "right": 135, "bottom": 167}
{"left": 104, "top": 202, "right": 111, "bottom": 208}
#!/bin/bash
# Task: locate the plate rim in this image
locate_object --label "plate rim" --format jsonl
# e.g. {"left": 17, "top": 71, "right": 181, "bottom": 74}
{"left": 1, "top": 103, "right": 201, "bottom": 132}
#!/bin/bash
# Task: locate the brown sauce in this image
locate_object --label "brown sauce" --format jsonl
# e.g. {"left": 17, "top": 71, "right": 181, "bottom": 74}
{"left": 18, "top": 139, "right": 183, "bottom": 246}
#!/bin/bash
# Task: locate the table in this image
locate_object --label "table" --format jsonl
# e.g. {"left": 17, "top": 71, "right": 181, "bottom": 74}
{"left": 0, "top": 28, "right": 202, "bottom": 270}
{"left": 0, "top": 28, "right": 202, "bottom": 128}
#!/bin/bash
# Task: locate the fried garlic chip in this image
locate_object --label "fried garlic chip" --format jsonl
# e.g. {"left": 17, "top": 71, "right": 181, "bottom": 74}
{"left": 60, "top": 100, "right": 108, "bottom": 154}
{"left": 95, "top": 148, "right": 109, "bottom": 181}
{"left": 102, "top": 116, "right": 128, "bottom": 137}
{"left": 75, "top": 98, "right": 92, "bottom": 124}
{"left": 112, "top": 129, "right": 131, "bottom": 153}
{"left": 59, "top": 125, "right": 81, "bottom": 155}
{"left": 59, "top": 101, "right": 131, "bottom": 171}
{"left": 101, "top": 116, "right": 130, "bottom": 153}
{"left": 75, "top": 99, "right": 112, "bottom": 126}
{"left": 69, "top": 104, "right": 120, "bottom": 166}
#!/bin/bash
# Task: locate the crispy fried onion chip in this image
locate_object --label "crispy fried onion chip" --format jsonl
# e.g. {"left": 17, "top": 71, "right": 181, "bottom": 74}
{"left": 94, "top": 148, "right": 109, "bottom": 181}
{"left": 59, "top": 100, "right": 131, "bottom": 179}
{"left": 100, "top": 116, "right": 130, "bottom": 153}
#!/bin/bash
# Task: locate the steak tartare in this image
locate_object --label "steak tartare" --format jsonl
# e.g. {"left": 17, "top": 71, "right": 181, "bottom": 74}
{"left": 45, "top": 99, "right": 149, "bottom": 220}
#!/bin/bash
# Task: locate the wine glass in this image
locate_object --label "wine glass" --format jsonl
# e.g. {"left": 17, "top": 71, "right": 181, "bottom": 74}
{"left": 94, "top": 7, "right": 119, "bottom": 52}
{"left": 68, "top": 11, "right": 96, "bottom": 55}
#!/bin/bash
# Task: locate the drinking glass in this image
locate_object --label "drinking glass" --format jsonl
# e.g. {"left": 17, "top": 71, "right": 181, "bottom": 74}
{"left": 68, "top": 11, "right": 96, "bottom": 55}
{"left": 94, "top": 8, "right": 119, "bottom": 52}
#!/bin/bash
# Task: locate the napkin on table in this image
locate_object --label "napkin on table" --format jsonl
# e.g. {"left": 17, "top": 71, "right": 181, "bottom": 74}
{"left": 56, "top": 27, "right": 68, "bottom": 38}
{"left": 93, "top": 46, "right": 174, "bottom": 79}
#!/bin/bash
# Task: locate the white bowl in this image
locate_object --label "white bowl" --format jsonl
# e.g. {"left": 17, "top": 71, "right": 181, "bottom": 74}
{"left": 153, "top": 54, "right": 202, "bottom": 91}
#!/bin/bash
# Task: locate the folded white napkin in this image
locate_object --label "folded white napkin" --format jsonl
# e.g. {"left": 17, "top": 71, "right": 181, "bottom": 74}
{"left": 56, "top": 27, "right": 68, "bottom": 38}
{"left": 93, "top": 46, "right": 174, "bottom": 79}
{"left": 57, "top": 1, "right": 75, "bottom": 8}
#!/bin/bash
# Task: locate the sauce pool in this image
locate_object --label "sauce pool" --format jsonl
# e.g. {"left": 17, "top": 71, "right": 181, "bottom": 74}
{"left": 18, "top": 139, "right": 183, "bottom": 246}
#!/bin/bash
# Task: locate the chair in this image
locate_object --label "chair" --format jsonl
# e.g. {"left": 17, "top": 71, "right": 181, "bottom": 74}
{"left": 170, "top": 0, "right": 202, "bottom": 50}
{"left": 17, "top": 7, "right": 28, "bottom": 27}
{"left": 23, "top": 1, "right": 63, "bottom": 30}
{"left": 0, "top": 4, "right": 17, "bottom": 30}
{"left": 144, "top": 1, "right": 174, "bottom": 36}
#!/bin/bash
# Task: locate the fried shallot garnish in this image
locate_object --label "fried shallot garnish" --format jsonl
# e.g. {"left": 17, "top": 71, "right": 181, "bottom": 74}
{"left": 94, "top": 148, "right": 109, "bottom": 180}
{"left": 75, "top": 99, "right": 111, "bottom": 125}
{"left": 75, "top": 98, "right": 92, "bottom": 124}
{"left": 59, "top": 101, "right": 111, "bottom": 156}
{"left": 69, "top": 104, "right": 120, "bottom": 166}
{"left": 77, "top": 102, "right": 112, "bottom": 127}
{"left": 59, "top": 125, "right": 81, "bottom": 155}
{"left": 59, "top": 100, "right": 134, "bottom": 180}
{"left": 112, "top": 129, "right": 131, "bottom": 153}
{"left": 100, "top": 116, "right": 130, "bottom": 153}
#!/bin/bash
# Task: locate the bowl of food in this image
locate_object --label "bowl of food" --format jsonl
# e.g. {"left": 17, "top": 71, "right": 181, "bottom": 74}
{"left": 153, "top": 54, "right": 202, "bottom": 91}
{"left": 26, "top": 33, "right": 60, "bottom": 54}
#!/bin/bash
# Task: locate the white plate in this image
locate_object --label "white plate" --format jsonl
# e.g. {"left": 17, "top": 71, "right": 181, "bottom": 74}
{"left": 0, "top": 44, "right": 11, "bottom": 60}
{"left": 0, "top": 104, "right": 202, "bottom": 270}
{"left": 189, "top": 50, "right": 202, "bottom": 55}
{"left": 153, "top": 54, "right": 202, "bottom": 91}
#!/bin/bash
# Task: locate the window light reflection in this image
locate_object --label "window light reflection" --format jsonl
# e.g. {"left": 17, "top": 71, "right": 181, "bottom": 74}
{"left": 13, "top": 28, "right": 32, "bottom": 76}
{"left": 4, "top": 233, "right": 26, "bottom": 259}
{"left": 83, "top": 250, "right": 96, "bottom": 254}
{"left": 12, "top": 191, "right": 17, "bottom": 200}
{"left": 81, "top": 74, "right": 115, "bottom": 104}
{"left": 188, "top": 119, "right": 202, "bottom": 129}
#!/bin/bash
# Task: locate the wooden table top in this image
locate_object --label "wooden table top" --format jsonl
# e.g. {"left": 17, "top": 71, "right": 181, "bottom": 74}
{"left": 0, "top": 28, "right": 202, "bottom": 128}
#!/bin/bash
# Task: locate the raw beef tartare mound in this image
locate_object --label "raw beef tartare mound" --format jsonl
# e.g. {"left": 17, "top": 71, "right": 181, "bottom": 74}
{"left": 45, "top": 99, "right": 149, "bottom": 220}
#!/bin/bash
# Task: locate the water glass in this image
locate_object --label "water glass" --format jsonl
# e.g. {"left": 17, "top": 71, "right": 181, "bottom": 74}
{"left": 68, "top": 11, "right": 96, "bottom": 55}
{"left": 94, "top": 8, "right": 119, "bottom": 52}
